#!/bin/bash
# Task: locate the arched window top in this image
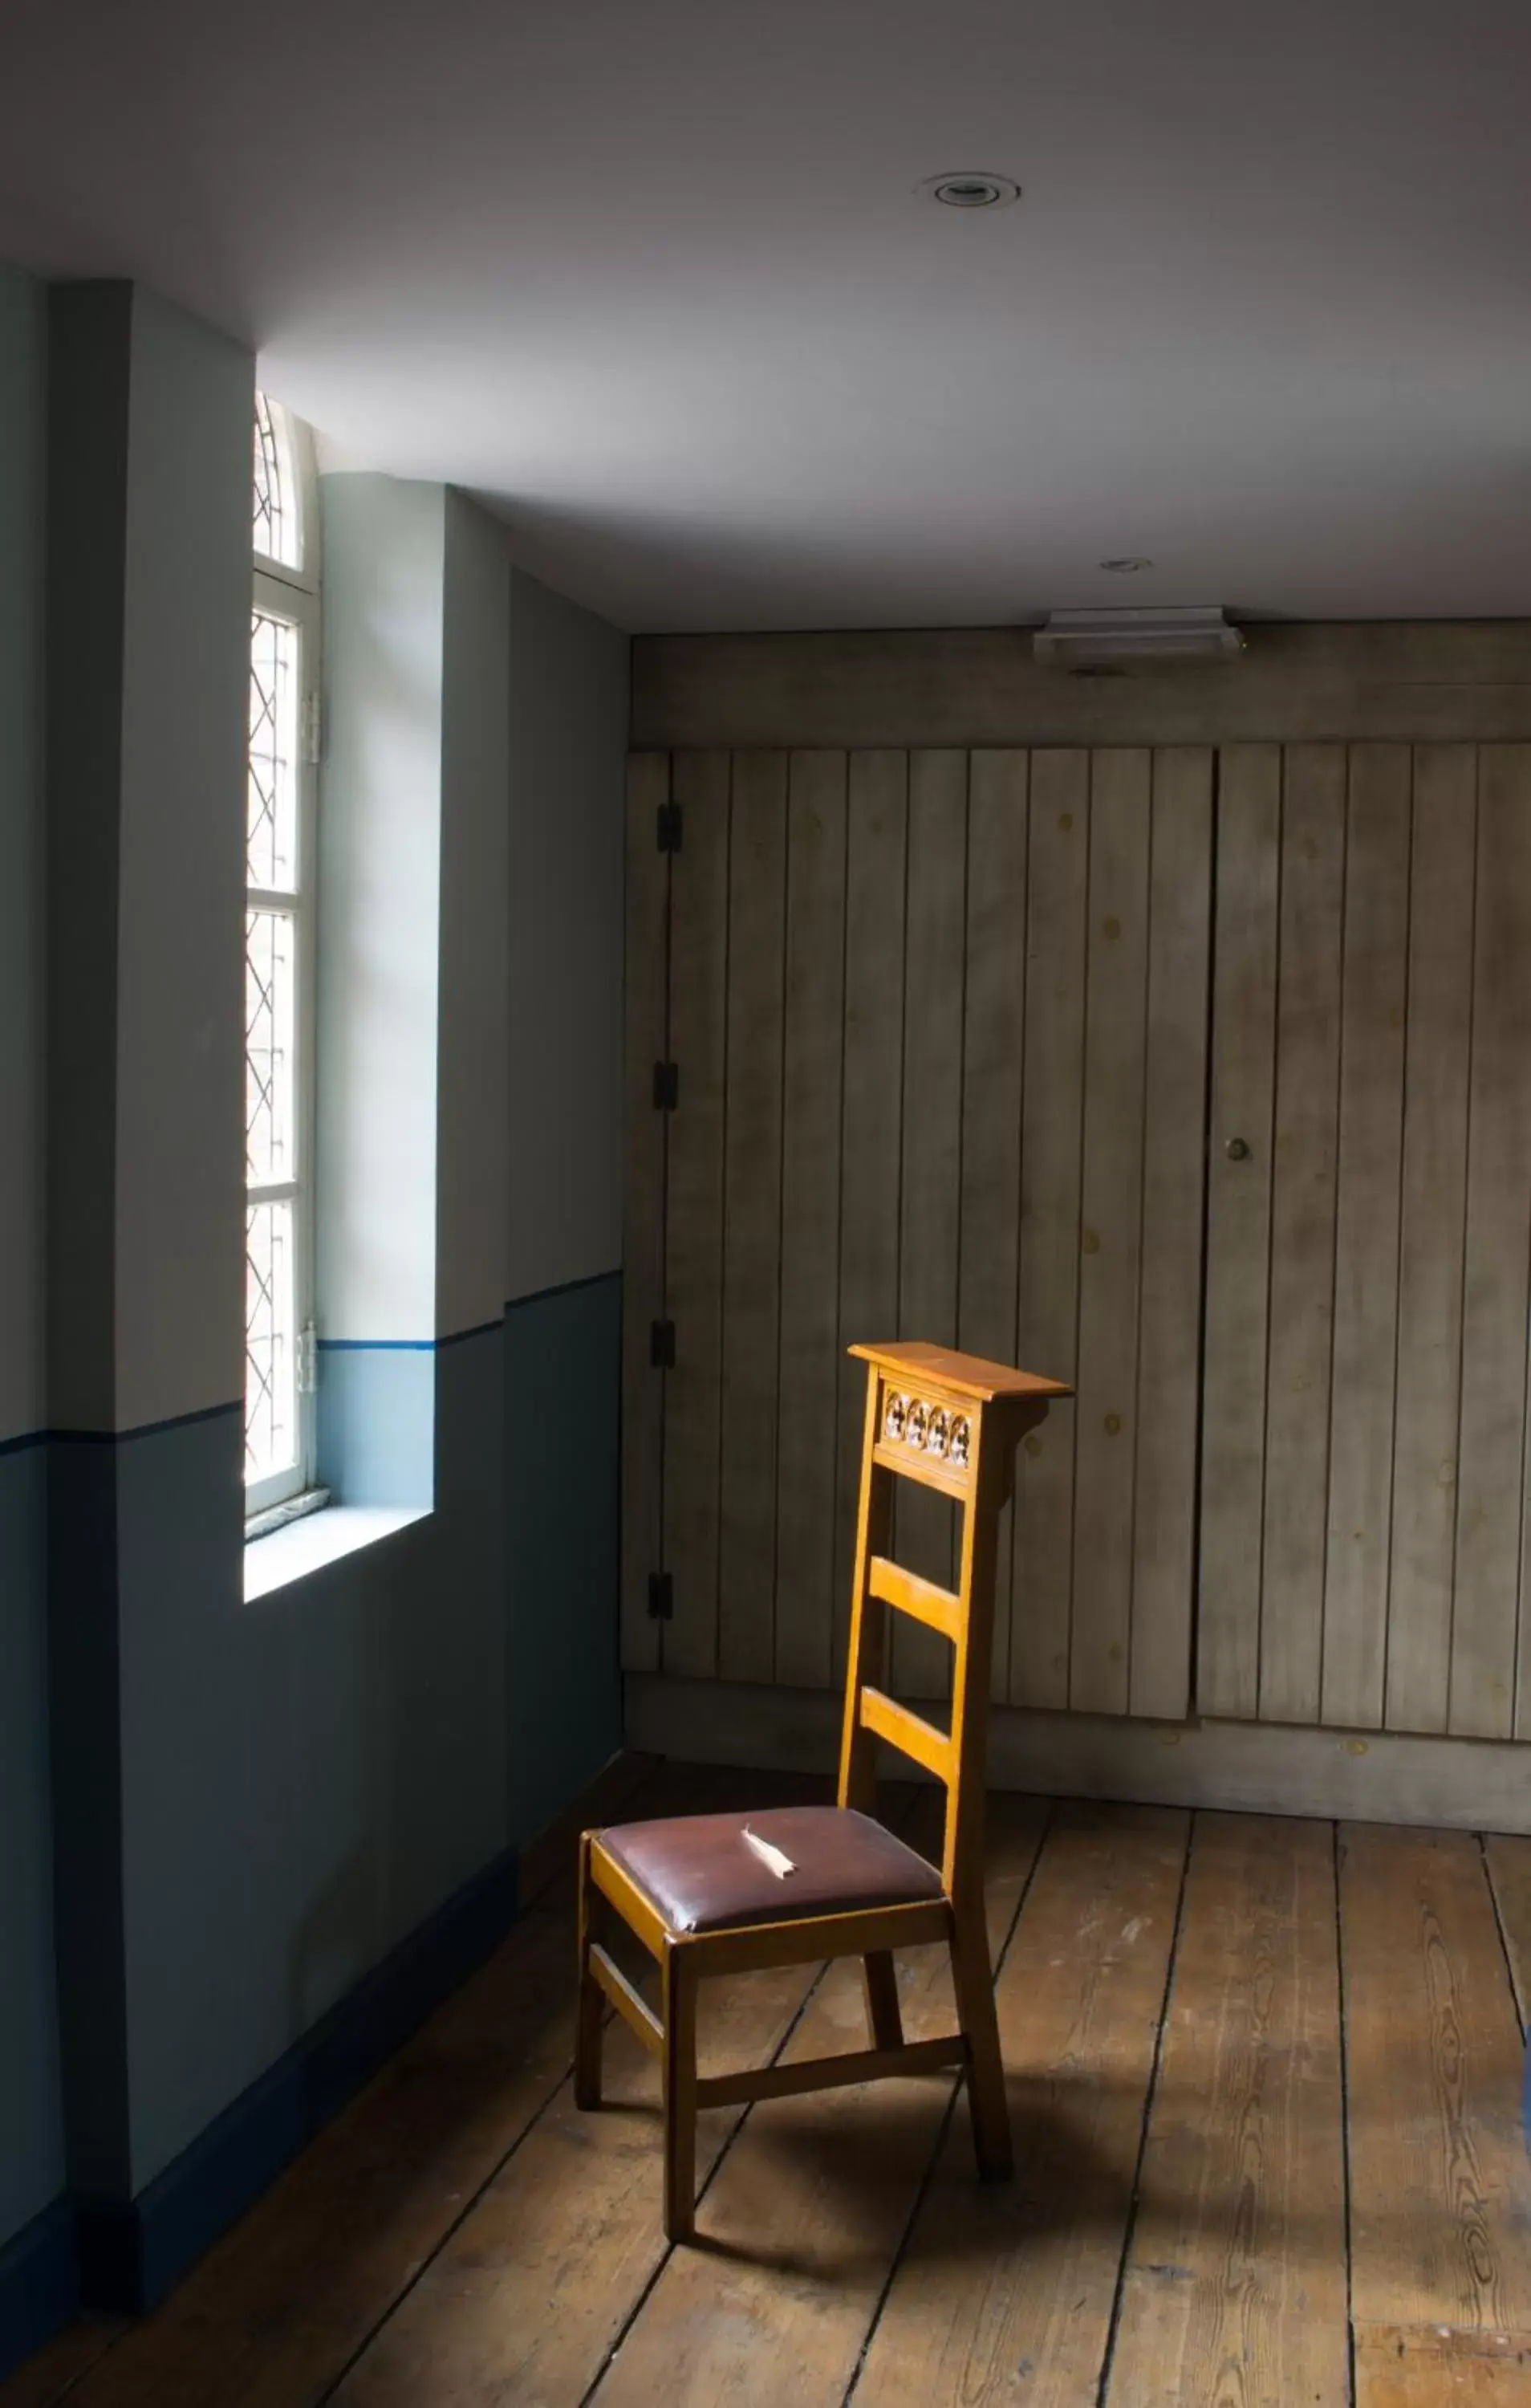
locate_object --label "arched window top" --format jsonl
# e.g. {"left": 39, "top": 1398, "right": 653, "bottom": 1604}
{"left": 253, "top": 391, "right": 307, "bottom": 577}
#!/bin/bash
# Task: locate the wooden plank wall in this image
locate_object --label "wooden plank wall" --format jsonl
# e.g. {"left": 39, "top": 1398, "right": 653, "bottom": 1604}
{"left": 631, "top": 745, "right": 1213, "bottom": 1714}
{"left": 1200, "top": 741, "right": 1531, "bottom": 1739}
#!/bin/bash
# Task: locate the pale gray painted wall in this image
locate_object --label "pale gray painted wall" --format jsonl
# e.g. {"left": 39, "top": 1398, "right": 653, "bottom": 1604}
{"left": 317, "top": 475, "right": 445, "bottom": 1346}
{"left": 44, "top": 281, "right": 253, "bottom": 2203}
{"left": 112, "top": 288, "right": 250, "bottom": 1434}
{"left": 45, "top": 283, "right": 250, "bottom": 1438}
{"left": 0, "top": 266, "right": 45, "bottom": 1444}
{"left": 505, "top": 569, "right": 628, "bottom": 1300}
{"left": 439, "top": 493, "right": 511, "bottom": 1340}
{"left": 0, "top": 260, "right": 64, "bottom": 2253}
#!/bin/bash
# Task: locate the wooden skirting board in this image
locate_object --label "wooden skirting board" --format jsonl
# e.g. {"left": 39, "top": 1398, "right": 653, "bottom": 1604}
{"left": 631, "top": 618, "right": 1531, "bottom": 749}
{"left": 624, "top": 1674, "right": 1531, "bottom": 1836}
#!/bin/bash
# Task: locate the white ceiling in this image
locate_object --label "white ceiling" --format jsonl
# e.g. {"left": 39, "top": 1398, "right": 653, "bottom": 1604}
{"left": 2, "top": 0, "right": 1529, "bottom": 632}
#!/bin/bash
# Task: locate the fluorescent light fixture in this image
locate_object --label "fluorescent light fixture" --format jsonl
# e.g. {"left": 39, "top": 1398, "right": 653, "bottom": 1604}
{"left": 1034, "top": 606, "right": 1245, "bottom": 668}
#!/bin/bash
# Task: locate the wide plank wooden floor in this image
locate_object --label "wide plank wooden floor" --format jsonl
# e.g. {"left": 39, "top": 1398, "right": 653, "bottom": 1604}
{"left": 8, "top": 1761, "right": 1531, "bottom": 2408}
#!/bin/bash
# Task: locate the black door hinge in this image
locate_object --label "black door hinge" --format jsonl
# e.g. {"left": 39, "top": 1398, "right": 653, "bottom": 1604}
{"left": 650, "top": 1318, "right": 676, "bottom": 1369}
{"left": 648, "top": 1570, "right": 675, "bottom": 1621}
{"left": 652, "top": 1060, "right": 679, "bottom": 1110}
{"left": 656, "top": 801, "right": 683, "bottom": 854}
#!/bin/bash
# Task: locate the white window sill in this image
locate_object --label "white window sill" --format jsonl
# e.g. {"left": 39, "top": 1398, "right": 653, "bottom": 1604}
{"left": 243, "top": 1503, "right": 430, "bottom": 1601}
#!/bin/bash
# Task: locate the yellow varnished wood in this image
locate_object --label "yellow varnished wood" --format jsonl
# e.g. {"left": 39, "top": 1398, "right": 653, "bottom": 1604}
{"left": 576, "top": 1340, "right": 1066, "bottom": 2243}
{"left": 696, "top": 2033, "right": 967, "bottom": 2110}
{"left": 684, "top": 1897, "right": 952, "bottom": 1981}
{"left": 859, "top": 1685, "right": 953, "bottom": 1784}
{"left": 587, "top": 1841, "right": 670, "bottom": 1961}
{"left": 868, "top": 1555, "right": 962, "bottom": 1643}
{"left": 587, "top": 1945, "right": 663, "bottom": 2057}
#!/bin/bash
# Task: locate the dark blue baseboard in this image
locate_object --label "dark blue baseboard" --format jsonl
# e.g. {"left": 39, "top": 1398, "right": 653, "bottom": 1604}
{"left": 0, "top": 2197, "right": 78, "bottom": 2383}
{"left": 69, "top": 1838, "right": 519, "bottom": 2320}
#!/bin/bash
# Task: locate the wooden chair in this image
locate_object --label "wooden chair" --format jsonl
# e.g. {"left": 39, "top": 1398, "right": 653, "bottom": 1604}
{"left": 575, "top": 1340, "right": 1070, "bottom": 2242}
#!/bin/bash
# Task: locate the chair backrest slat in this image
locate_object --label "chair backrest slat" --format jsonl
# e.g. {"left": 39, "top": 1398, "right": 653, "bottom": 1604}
{"left": 859, "top": 1685, "right": 953, "bottom": 1784}
{"left": 867, "top": 1555, "right": 962, "bottom": 1645}
{"left": 836, "top": 1342, "right": 1070, "bottom": 1901}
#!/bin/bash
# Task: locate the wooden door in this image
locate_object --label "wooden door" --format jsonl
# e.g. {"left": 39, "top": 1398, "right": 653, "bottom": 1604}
{"left": 1200, "top": 742, "right": 1531, "bottom": 1738}
{"left": 623, "top": 746, "right": 1213, "bottom": 1715}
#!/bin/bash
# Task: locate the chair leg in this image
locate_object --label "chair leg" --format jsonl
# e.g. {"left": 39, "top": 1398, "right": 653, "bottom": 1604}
{"left": 949, "top": 1906, "right": 1012, "bottom": 2182}
{"left": 661, "top": 1941, "right": 699, "bottom": 2243}
{"left": 574, "top": 1834, "right": 603, "bottom": 2111}
{"left": 863, "top": 1950, "right": 904, "bottom": 2049}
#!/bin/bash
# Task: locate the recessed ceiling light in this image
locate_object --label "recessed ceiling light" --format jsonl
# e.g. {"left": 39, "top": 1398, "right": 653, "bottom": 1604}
{"left": 920, "top": 172, "right": 1021, "bottom": 209}
{"left": 1100, "top": 556, "right": 1153, "bottom": 572}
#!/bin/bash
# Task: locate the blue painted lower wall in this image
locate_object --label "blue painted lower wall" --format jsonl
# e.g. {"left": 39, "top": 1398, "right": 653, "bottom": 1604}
{"left": 72, "top": 1834, "right": 519, "bottom": 2316}
{"left": 0, "top": 1268, "right": 622, "bottom": 2373}
{"left": 506, "top": 1273, "right": 624, "bottom": 1841}
{"left": 0, "top": 1438, "right": 67, "bottom": 2366}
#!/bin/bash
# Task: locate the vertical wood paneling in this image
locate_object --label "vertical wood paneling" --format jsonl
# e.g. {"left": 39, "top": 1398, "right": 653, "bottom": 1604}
{"left": 1131, "top": 747, "right": 1212, "bottom": 1722}
{"left": 635, "top": 733, "right": 1531, "bottom": 1746}
{"left": 1387, "top": 744, "right": 1476, "bottom": 1733}
{"left": 1322, "top": 745, "right": 1410, "bottom": 1731}
{"left": 1453, "top": 745, "right": 1531, "bottom": 1737}
{"left": 892, "top": 750, "right": 969, "bottom": 1698}
{"left": 1011, "top": 751, "right": 1089, "bottom": 1710}
{"left": 1260, "top": 746, "right": 1345, "bottom": 1724}
{"left": 774, "top": 753, "right": 847, "bottom": 1690}
{"left": 1070, "top": 750, "right": 1151, "bottom": 1715}
{"left": 661, "top": 750, "right": 730, "bottom": 1678}
{"left": 619, "top": 754, "right": 670, "bottom": 1674}
{"left": 1200, "top": 745, "right": 1281, "bottom": 1719}
{"left": 833, "top": 752, "right": 908, "bottom": 1678}
{"left": 717, "top": 752, "right": 787, "bottom": 1683}
{"left": 957, "top": 751, "right": 1029, "bottom": 1706}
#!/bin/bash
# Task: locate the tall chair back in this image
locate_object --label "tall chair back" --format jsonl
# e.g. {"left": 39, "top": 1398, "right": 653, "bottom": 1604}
{"left": 839, "top": 1342, "right": 1063, "bottom": 1902}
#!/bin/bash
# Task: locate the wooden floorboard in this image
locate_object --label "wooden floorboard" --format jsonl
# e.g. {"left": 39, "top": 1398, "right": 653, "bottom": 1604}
{"left": 1481, "top": 1832, "right": 1531, "bottom": 2031}
{"left": 10, "top": 1782, "right": 1531, "bottom": 2408}
{"left": 517, "top": 1749, "right": 662, "bottom": 1908}
{"left": 0, "top": 2320, "right": 126, "bottom": 2408}
{"left": 1341, "top": 1822, "right": 1531, "bottom": 2339}
{"left": 1108, "top": 1812, "right": 1348, "bottom": 2408}
{"left": 1354, "top": 2323, "right": 1531, "bottom": 2405}
{"left": 848, "top": 1801, "right": 1187, "bottom": 2408}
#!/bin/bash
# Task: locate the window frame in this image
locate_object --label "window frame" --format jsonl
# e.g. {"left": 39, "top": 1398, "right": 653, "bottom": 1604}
{"left": 246, "top": 397, "right": 322, "bottom": 1521}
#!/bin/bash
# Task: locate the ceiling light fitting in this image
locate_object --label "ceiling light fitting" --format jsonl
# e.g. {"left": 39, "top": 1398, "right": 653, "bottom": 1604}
{"left": 921, "top": 171, "right": 1021, "bottom": 209}
{"left": 1099, "top": 556, "right": 1152, "bottom": 572}
{"left": 1034, "top": 606, "right": 1245, "bottom": 671}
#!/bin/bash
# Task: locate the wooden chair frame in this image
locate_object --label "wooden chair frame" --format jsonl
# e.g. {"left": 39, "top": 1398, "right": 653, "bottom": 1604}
{"left": 576, "top": 1340, "right": 1069, "bottom": 2241}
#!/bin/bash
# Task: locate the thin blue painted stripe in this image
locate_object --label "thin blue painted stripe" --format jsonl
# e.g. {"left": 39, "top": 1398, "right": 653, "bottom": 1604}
{"left": 315, "top": 1338, "right": 437, "bottom": 1353}
{"left": 2, "top": 1399, "right": 242, "bottom": 1454}
{"left": 321, "top": 1277, "right": 619, "bottom": 1352}
{"left": 437, "top": 1315, "right": 508, "bottom": 1348}
{"left": 505, "top": 1267, "right": 620, "bottom": 1308}
{"left": 2, "top": 1275, "right": 623, "bottom": 1442}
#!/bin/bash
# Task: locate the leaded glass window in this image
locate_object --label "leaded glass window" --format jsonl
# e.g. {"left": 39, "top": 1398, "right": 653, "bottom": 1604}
{"left": 252, "top": 390, "right": 303, "bottom": 572}
{"left": 246, "top": 393, "right": 319, "bottom": 1514}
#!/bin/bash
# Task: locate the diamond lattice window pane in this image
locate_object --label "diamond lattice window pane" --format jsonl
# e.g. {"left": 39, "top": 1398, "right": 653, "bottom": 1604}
{"left": 246, "top": 1200, "right": 296, "bottom": 1485}
{"left": 246, "top": 906, "right": 297, "bottom": 1186}
{"left": 248, "top": 608, "right": 299, "bottom": 892}
{"left": 252, "top": 393, "right": 301, "bottom": 569}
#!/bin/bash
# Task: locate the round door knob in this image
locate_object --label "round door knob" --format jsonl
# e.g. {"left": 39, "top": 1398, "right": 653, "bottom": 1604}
{"left": 1225, "top": 1137, "right": 1250, "bottom": 1161}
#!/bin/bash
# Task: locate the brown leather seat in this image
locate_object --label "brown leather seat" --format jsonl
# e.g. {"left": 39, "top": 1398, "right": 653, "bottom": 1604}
{"left": 596, "top": 1804, "right": 944, "bottom": 1936}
